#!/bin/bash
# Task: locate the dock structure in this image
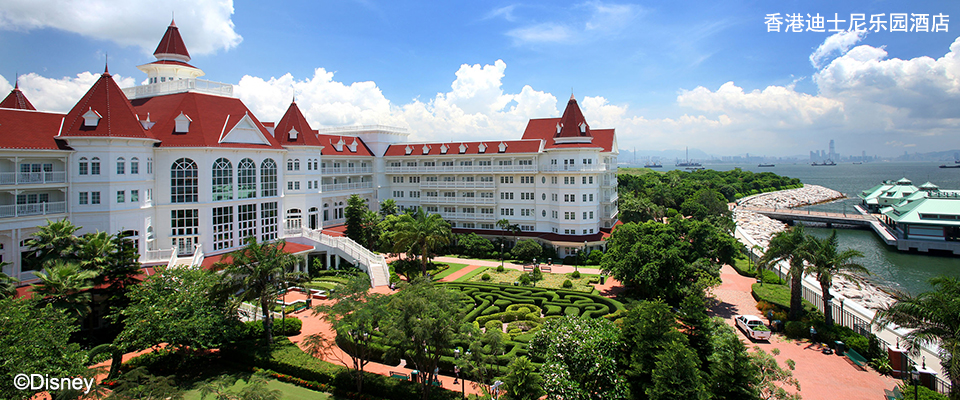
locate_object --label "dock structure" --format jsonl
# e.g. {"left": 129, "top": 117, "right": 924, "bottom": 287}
{"left": 738, "top": 206, "right": 874, "bottom": 227}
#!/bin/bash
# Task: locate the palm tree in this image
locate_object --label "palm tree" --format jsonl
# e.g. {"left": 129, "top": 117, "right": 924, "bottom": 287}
{"left": 393, "top": 208, "right": 452, "bottom": 275}
{"left": 32, "top": 260, "right": 97, "bottom": 318}
{"left": 0, "top": 267, "right": 17, "bottom": 299}
{"left": 24, "top": 219, "right": 82, "bottom": 269}
{"left": 873, "top": 277, "right": 960, "bottom": 400}
{"left": 758, "top": 225, "right": 809, "bottom": 320}
{"left": 76, "top": 231, "right": 117, "bottom": 271}
{"left": 218, "top": 237, "right": 302, "bottom": 344}
{"left": 804, "top": 230, "right": 867, "bottom": 326}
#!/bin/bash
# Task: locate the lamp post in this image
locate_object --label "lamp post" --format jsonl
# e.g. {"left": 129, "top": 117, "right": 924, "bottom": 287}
{"left": 583, "top": 240, "right": 588, "bottom": 267}
{"left": 574, "top": 248, "right": 579, "bottom": 272}
{"left": 500, "top": 243, "right": 505, "bottom": 270}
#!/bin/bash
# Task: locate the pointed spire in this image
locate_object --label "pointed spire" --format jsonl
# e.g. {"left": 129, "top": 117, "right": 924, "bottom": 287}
{"left": 556, "top": 93, "right": 590, "bottom": 138}
{"left": 104, "top": 53, "right": 109, "bottom": 75}
{"left": 14, "top": 73, "right": 18, "bottom": 90}
{"left": 153, "top": 19, "right": 191, "bottom": 62}
{"left": 1, "top": 77, "right": 36, "bottom": 110}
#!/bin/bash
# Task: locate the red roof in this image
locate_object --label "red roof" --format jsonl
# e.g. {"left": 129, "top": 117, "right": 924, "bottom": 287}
{"left": 59, "top": 72, "right": 154, "bottom": 140}
{"left": 0, "top": 83, "right": 36, "bottom": 110}
{"left": 383, "top": 139, "right": 542, "bottom": 156}
{"left": 142, "top": 60, "right": 199, "bottom": 69}
{"left": 275, "top": 102, "right": 324, "bottom": 146}
{"left": 556, "top": 95, "right": 590, "bottom": 138}
{"left": 200, "top": 242, "right": 315, "bottom": 269}
{"left": 317, "top": 134, "right": 374, "bottom": 156}
{"left": 153, "top": 20, "right": 191, "bottom": 61}
{"left": 521, "top": 119, "right": 615, "bottom": 151}
{"left": 0, "top": 109, "right": 71, "bottom": 150}
{"left": 130, "top": 92, "right": 284, "bottom": 149}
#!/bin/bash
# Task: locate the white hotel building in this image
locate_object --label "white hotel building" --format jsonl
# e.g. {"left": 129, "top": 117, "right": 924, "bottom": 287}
{"left": 0, "top": 22, "right": 618, "bottom": 284}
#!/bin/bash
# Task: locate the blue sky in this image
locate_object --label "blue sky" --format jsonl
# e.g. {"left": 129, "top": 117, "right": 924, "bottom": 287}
{"left": 2, "top": 0, "right": 960, "bottom": 158}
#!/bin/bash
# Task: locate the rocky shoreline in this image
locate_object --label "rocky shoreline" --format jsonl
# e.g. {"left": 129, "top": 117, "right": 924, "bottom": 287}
{"left": 735, "top": 185, "right": 893, "bottom": 310}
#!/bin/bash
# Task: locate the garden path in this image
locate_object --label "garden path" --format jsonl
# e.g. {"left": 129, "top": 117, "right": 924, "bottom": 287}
{"left": 711, "top": 264, "right": 900, "bottom": 400}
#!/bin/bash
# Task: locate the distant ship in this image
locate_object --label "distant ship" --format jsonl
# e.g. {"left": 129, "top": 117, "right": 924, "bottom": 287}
{"left": 939, "top": 164, "right": 960, "bottom": 169}
{"left": 852, "top": 162, "right": 862, "bottom": 165}
{"left": 757, "top": 164, "right": 775, "bottom": 167}
{"left": 675, "top": 147, "right": 702, "bottom": 167}
{"left": 811, "top": 160, "right": 837, "bottom": 166}
{"left": 645, "top": 162, "right": 663, "bottom": 168}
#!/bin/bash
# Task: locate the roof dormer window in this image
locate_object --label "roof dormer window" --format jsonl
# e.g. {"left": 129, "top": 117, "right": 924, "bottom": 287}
{"left": 334, "top": 137, "right": 345, "bottom": 152}
{"left": 348, "top": 139, "right": 359, "bottom": 153}
{"left": 405, "top": 145, "right": 413, "bottom": 155}
{"left": 288, "top": 128, "right": 298, "bottom": 141}
{"left": 82, "top": 108, "right": 101, "bottom": 127}
{"left": 478, "top": 143, "right": 487, "bottom": 153}
{"left": 174, "top": 112, "right": 192, "bottom": 133}
{"left": 498, "top": 142, "right": 507, "bottom": 153}
{"left": 459, "top": 143, "right": 467, "bottom": 154}
{"left": 440, "top": 144, "right": 449, "bottom": 154}
{"left": 422, "top": 145, "right": 430, "bottom": 155}
{"left": 579, "top": 122, "right": 587, "bottom": 133}
{"left": 556, "top": 123, "right": 562, "bottom": 134}
{"left": 140, "top": 113, "right": 155, "bottom": 130}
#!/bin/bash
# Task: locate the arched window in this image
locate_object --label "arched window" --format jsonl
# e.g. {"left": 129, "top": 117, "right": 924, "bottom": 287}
{"left": 261, "top": 158, "right": 277, "bottom": 197}
{"left": 131, "top": 157, "right": 140, "bottom": 174}
{"left": 79, "top": 157, "right": 89, "bottom": 175}
{"left": 171, "top": 158, "right": 198, "bottom": 203}
{"left": 117, "top": 157, "right": 125, "bottom": 175}
{"left": 238, "top": 158, "right": 257, "bottom": 199}
{"left": 212, "top": 158, "right": 233, "bottom": 201}
{"left": 287, "top": 159, "right": 294, "bottom": 171}
{"left": 91, "top": 157, "right": 101, "bottom": 175}
{"left": 323, "top": 203, "right": 329, "bottom": 221}
{"left": 294, "top": 159, "right": 300, "bottom": 171}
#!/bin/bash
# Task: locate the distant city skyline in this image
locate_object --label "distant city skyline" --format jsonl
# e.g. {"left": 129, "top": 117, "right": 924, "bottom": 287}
{"left": 1, "top": 0, "right": 959, "bottom": 157}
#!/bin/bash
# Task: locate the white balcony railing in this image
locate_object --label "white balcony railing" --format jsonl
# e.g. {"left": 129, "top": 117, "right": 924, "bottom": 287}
{"left": 421, "top": 197, "right": 496, "bottom": 205}
{"left": 122, "top": 79, "right": 234, "bottom": 99}
{"left": 0, "top": 201, "right": 66, "bottom": 218}
{"left": 438, "top": 212, "right": 497, "bottom": 222}
{"left": 385, "top": 165, "right": 538, "bottom": 174}
{"left": 540, "top": 164, "right": 608, "bottom": 172}
{"left": 282, "top": 227, "right": 390, "bottom": 287}
{"left": 320, "top": 167, "right": 372, "bottom": 175}
{"left": 142, "top": 248, "right": 176, "bottom": 264}
{"left": 321, "top": 182, "right": 374, "bottom": 192}
{"left": 419, "top": 181, "right": 495, "bottom": 189}
{"left": 0, "top": 171, "right": 66, "bottom": 185}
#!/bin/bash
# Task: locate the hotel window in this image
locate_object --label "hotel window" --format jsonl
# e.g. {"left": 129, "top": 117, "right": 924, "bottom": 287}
{"left": 500, "top": 208, "right": 514, "bottom": 216}
{"left": 583, "top": 212, "right": 588, "bottom": 220}
{"left": 461, "top": 192, "right": 475, "bottom": 197}
{"left": 443, "top": 191, "right": 455, "bottom": 198}
{"left": 481, "top": 223, "right": 495, "bottom": 229}
{"left": 478, "top": 160, "right": 491, "bottom": 166}
{"left": 79, "top": 192, "right": 88, "bottom": 205}
{"left": 170, "top": 209, "right": 199, "bottom": 237}
{"left": 480, "top": 192, "right": 494, "bottom": 198}
{"left": 389, "top": 162, "right": 401, "bottom": 167}
{"left": 238, "top": 204, "right": 257, "bottom": 240}
{"left": 552, "top": 194, "right": 558, "bottom": 201}
{"left": 91, "top": 157, "right": 101, "bottom": 175}
{"left": 131, "top": 158, "right": 139, "bottom": 174}
{"left": 171, "top": 158, "right": 199, "bottom": 203}
{"left": 500, "top": 176, "right": 514, "bottom": 184}
{"left": 91, "top": 191, "right": 101, "bottom": 205}
{"left": 552, "top": 177, "right": 558, "bottom": 184}
{"left": 79, "top": 157, "right": 88, "bottom": 175}
{"left": 552, "top": 210, "right": 558, "bottom": 218}
{"left": 589, "top": 211, "right": 594, "bottom": 219}
{"left": 498, "top": 160, "right": 513, "bottom": 165}
{"left": 393, "top": 191, "right": 405, "bottom": 197}
{"left": 261, "top": 159, "right": 277, "bottom": 197}
{"left": 480, "top": 176, "right": 493, "bottom": 182}
{"left": 423, "top": 161, "right": 435, "bottom": 167}
{"left": 131, "top": 190, "right": 139, "bottom": 202}
{"left": 462, "top": 176, "right": 474, "bottom": 182}
{"left": 589, "top": 194, "right": 594, "bottom": 202}
{"left": 426, "top": 176, "right": 438, "bottom": 182}
{"left": 460, "top": 161, "right": 473, "bottom": 166}
{"left": 117, "top": 158, "right": 125, "bottom": 175}
{"left": 551, "top": 159, "right": 558, "bottom": 165}
{"left": 463, "top": 207, "right": 475, "bottom": 214}
{"left": 583, "top": 158, "right": 593, "bottom": 164}
{"left": 481, "top": 208, "right": 494, "bottom": 214}
{"left": 261, "top": 202, "right": 278, "bottom": 241}
{"left": 583, "top": 194, "right": 588, "bottom": 202}
{"left": 212, "top": 206, "right": 234, "bottom": 251}
{"left": 444, "top": 206, "right": 456, "bottom": 213}
{"left": 393, "top": 176, "right": 404, "bottom": 183}
{"left": 425, "top": 191, "right": 438, "bottom": 197}
{"left": 117, "top": 191, "right": 125, "bottom": 203}
{"left": 426, "top": 206, "right": 438, "bottom": 212}
{"left": 519, "top": 160, "right": 533, "bottom": 165}
{"left": 238, "top": 158, "right": 257, "bottom": 199}
{"left": 409, "top": 191, "right": 420, "bottom": 198}
{"left": 147, "top": 157, "right": 153, "bottom": 174}
{"left": 521, "top": 225, "right": 534, "bottom": 231}
{"left": 442, "top": 161, "right": 454, "bottom": 166}
{"left": 409, "top": 176, "right": 420, "bottom": 183}
{"left": 500, "top": 192, "right": 514, "bottom": 200}
{"left": 589, "top": 177, "right": 594, "bottom": 184}
{"left": 212, "top": 158, "right": 233, "bottom": 201}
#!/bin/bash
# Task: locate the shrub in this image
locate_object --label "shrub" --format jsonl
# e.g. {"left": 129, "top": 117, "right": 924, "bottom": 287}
{"left": 496, "top": 265, "right": 505, "bottom": 273}
{"left": 570, "top": 270, "right": 581, "bottom": 279}
{"left": 783, "top": 321, "right": 808, "bottom": 339}
{"left": 485, "top": 320, "right": 503, "bottom": 332}
{"left": 517, "top": 274, "right": 531, "bottom": 286}
{"left": 274, "top": 318, "right": 302, "bottom": 336}
{"left": 481, "top": 273, "right": 491, "bottom": 281}
{"left": 562, "top": 280, "right": 573, "bottom": 289}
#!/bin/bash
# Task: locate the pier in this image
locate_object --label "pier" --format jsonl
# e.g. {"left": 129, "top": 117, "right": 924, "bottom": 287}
{"left": 737, "top": 206, "right": 874, "bottom": 227}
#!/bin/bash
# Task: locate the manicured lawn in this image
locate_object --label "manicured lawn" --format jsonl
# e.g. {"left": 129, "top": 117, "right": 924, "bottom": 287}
{"left": 431, "top": 262, "right": 469, "bottom": 280}
{"left": 182, "top": 375, "right": 333, "bottom": 400}
{"left": 454, "top": 266, "right": 489, "bottom": 282}
{"left": 468, "top": 268, "right": 599, "bottom": 292}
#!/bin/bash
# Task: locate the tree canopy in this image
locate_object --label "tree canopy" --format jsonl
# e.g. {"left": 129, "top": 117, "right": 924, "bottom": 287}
{"left": 530, "top": 315, "right": 628, "bottom": 400}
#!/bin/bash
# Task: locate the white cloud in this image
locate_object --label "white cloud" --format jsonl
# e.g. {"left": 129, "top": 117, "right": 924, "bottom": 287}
{"left": 0, "top": 0, "right": 241, "bottom": 55}
{"left": 809, "top": 30, "right": 868, "bottom": 69}
{"left": 485, "top": 5, "right": 518, "bottom": 22}
{"left": 0, "top": 72, "right": 135, "bottom": 113}
{"left": 583, "top": 2, "right": 640, "bottom": 33}
{"left": 506, "top": 23, "right": 572, "bottom": 44}
{"left": 504, "top": 1, "right": 639, "bottom": 45}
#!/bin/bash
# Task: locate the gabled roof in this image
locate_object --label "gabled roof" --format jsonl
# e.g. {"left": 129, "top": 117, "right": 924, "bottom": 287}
{"left": 275, "top": 102, "right": 324, "bottom": 146}
{"left": 0, "top": 108, "right": 71, "bottom": 150}
{"left": 522, "top": 119, "right": 615, "bottom": 151}
{"left": 317, "top": 134, "right": 374, "bottom": 156}
{"left": 153, "top": 19, "right": 191, "bottom": 62}
{"left": 60, "top": 72, "right": 154, "bottom": 140}
{"left": 383, "top": 139, "right": 542, "bottom": 156}
{"left": 556, "top": 94, "right": 590, "bottom": 138}
{"left": 130, "top": 91, "right": 282, "bottom": 149}
{"left": 0, "top": 82, "right": 36, "bottom": 110}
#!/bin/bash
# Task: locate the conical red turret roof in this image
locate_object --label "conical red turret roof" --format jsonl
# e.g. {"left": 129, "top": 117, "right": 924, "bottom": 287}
{"left": 556, "top": 94, "right": 590, "bottom": 138}
{"left": 274, "top": 101, "right": 323, "bottom": 146}
{"left": 153, "top": 19, "right": 191, "bottom": 62}
{"left": 60, "top": 72, "right": 154, "bottom": 139}
{"left": 0, "top": 81, "right": 36, "bottom": 110}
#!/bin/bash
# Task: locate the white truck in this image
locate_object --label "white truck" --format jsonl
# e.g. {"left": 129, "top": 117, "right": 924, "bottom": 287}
{"left": 735, "top": 315, "right": 772, "bottom": 341}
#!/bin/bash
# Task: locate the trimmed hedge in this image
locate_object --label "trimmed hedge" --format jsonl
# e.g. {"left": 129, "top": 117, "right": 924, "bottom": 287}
{"left": 244, "top": 317, "right": 303, "bottom": 339}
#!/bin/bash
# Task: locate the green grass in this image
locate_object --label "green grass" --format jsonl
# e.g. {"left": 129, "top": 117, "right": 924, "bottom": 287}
{"left": 182, "top": 375, "right": 333, "bottom": 400}
{"left": 751, "top": 283, "right": 818, "bottom": 315}
{"left": 468, "top": 268, "right": 599, "bottom": 292}
{"left": 303, "top": 281, "right": 336, "bottom": 291}
{"left": 732, "top": 256, "right": 783, "bottom": 284}
{"left": 617, "top": 167, "right": 659, "bottom": 176}
{"left": 431, "top": 263, "right": 469, "bottom": 280}
{"left": 454, "top": 266, "right": 489, "bottom": 282}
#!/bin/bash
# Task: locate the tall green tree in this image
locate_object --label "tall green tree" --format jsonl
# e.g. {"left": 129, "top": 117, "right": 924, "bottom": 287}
{"left": 32, "top": 260, "right": 97, "bottom": 318}
{"left": 511, "top": 239, "right": 541, "bottom": 262}
{"left": 345, "top": 194, "right": 369, "bottom": 245}
{"left": 23, "top": 219, "right": 81, "bottom": 270}
{"left": 530, "top": 315, "right": 628, "bottom": 400}
{"left": 619, "top": 299, "right": 687, "bottom": 398}
{"left": 392, "top": 208, "right": 452, "bottom": 275}
{"left": 116, "top": 266, "right": 240, "bottom": 353}
{"left": 874, "top": 277, "right": 960, "bottom": 400}
{"left": 0, "top": 297, "right": 88, "bottom": 400}
{"left": 457, "top": 323, "right": 505, "bottom": 389}
{"left": 804, "top": 230, "right": 867, "bottom": 326}
{"left": 706, "top": 319, "right": 760, "bottom": 400}
{"left": 218, "top": 238, "right": 302, "bottom": 345}
{"left": 758, "top": 226, "right": 809, "bottom": 320}
{"left": 502, "top": 356, "right": 544, "bottom": 400}
{"left": 751, "top": 347, "right": 801, "bottom": 400}
{"left": 381, "top": 278, "right": 465, "bottom": 400}
{"left": 312, "top": 273, "right": 386, "bottom": 394}
{"left": 458, "top": 233, "right": 494, "bottom": 259}
{"left": 647, "top": 340, "right": 709, "bottom": 400}
{"left": 379, "top": 198, "right": 398, "bottom": 217}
